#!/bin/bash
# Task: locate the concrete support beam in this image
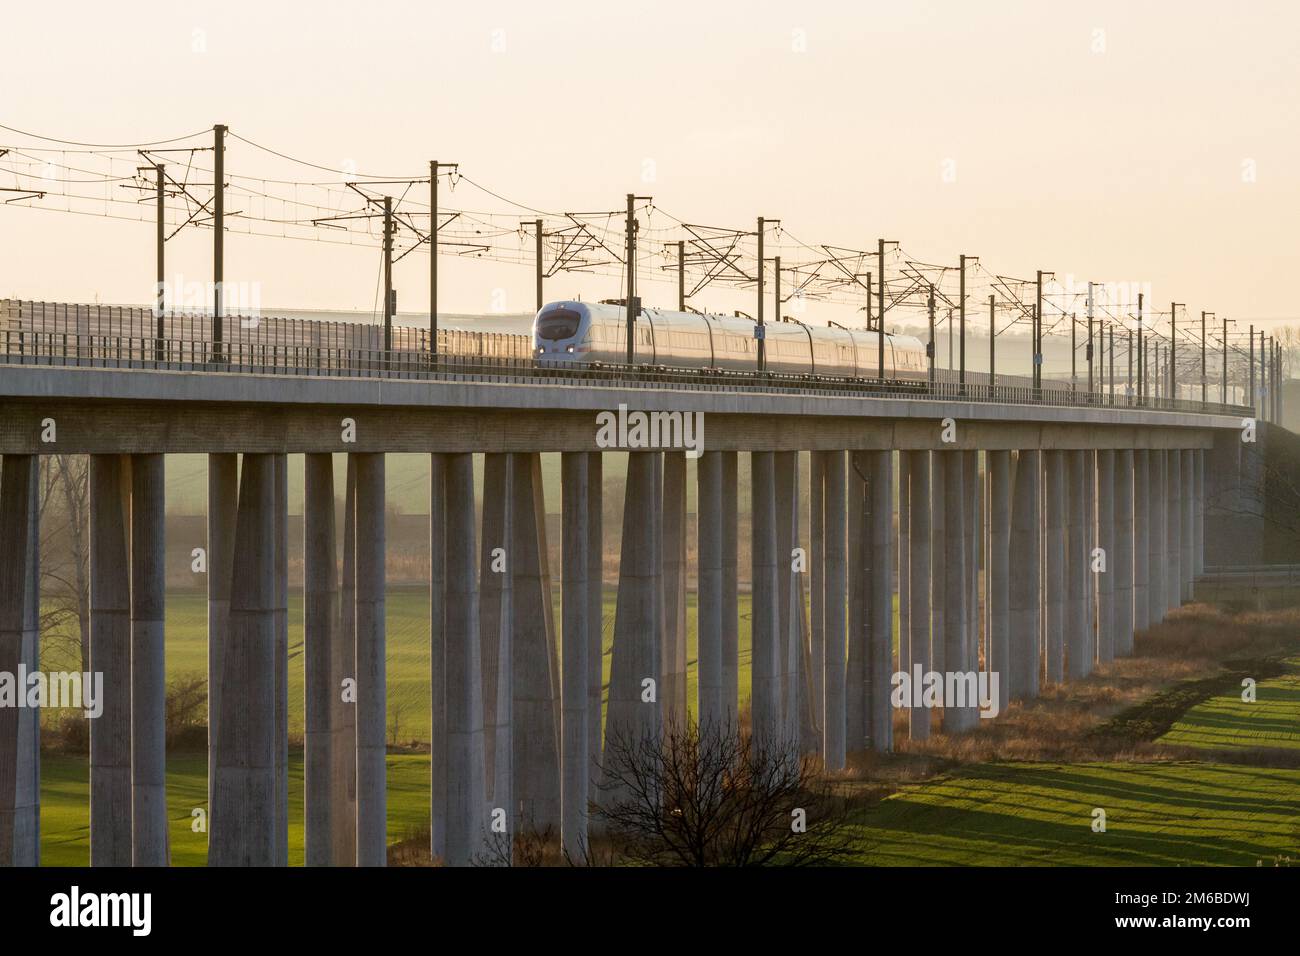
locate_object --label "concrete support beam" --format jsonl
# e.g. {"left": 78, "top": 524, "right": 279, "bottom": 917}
{"left": 560, "top": 452, "right": 590, "bottom": 859}
{"left": 273, "top": 453, "right": 288, "bottom": 866}
{"left": 130, "top": 453, "right": 167, "bottom": 866}
{"left": 907, "top": 451, "right": 932, "bottom": 739}
{"left": 1167, "top": 449, "right": 1182, "bottom": 615}
{"left": 1067, "top": 450, "right": 1090, "bottom": 680}
{"left": 1043, "top": 451, "right": 1066, "bottom": 685}
{"left": 603, "top": 450, "right": 663, "bottom": 798}
{"left": 931, "top": 454, "right": 946, "bottom": 677}
{"left": 207, "top": 454, "right": 237, "bottom": 838}
{"left": 303, "top": 453, "right": 337, "bottom": 866}
{"left": 334, "top": 455, "right": 358, "bottom": 865}
{"left": 810, "top": 453, "right": 825, "bottom": 749}
{"left": 1113, "top": 450, "right": 1135, "bottom": 657}
{"left": 429, "top": 455, "right": 447, "bottom": 860}
{"left": 899, "top": 452, "right": 911, "bottom": 679}
{"left": 987, "top": 451, "right": 1012, "bottom": 715}
{"left": 1010, "top": 450, "right": 1041, "bottom": 699}
{"left": 1132, "top": 451, "right": 1150, "bottom": 634}
{"left": 846, "top": 454, "right": 867, "bottom": 752}
{"left": 1194, "top": 449, "right": 1205, "bottom": 577}
{"left": 866, "top": 450, "right": 895, "bottom": 752}
{"left": 1149, "top": 450, "right": 1167, "bottom": 621}
{"left": 1096, "top": 449, "right": 1115, "bottom": 664}
{"left": 965, "top": 451, "right": 979, "bottom": 708}
{"left": 444, "top": 453, "right": 487, "bottom": 866}
{"left": 478, "top": 453, "right": 512, "bottom": 823}
{"left": 774, "top": 452, "right": 810, "bottom": 751}
{"left": 511, "top": 452, "right": 560, "bottom": 835}
{"left": 750, "top": 451, "right": 781, "bottom": 747}
{"left": 942, "top": 452, "right": 973, "bottom": 732}
{"left": 821, "top": 451, "right": 847, "bottom": 769}
{"left": 586, "top": 452, "right": 604, "bottom": 775}
{"left": 1181, "top": 450, "right": 1194, "bottom": 601}
{"left": 210, "top": 454, "right": 275, "bottom": 867}
{"left": 353, "top": 452, "right": 386, "bottom": 866}
{"left": 90, "top": 455, "right": 132, "bottom": 867}
{"left": 721, "top": 452, "right": 739, "bottom": 726}
{"left": 697, "top": 452, "right": 724, "bottom": 731}
{"left": 0, "top": 455, "right": 40, "bottom": 866}
{"left": 661, "top": 451, "right": 689, "bottom": 731}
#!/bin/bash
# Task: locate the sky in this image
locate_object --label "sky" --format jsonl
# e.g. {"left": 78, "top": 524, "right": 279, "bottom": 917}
{"left": 2, "top": 0, "right": 1298, "bottom": 339}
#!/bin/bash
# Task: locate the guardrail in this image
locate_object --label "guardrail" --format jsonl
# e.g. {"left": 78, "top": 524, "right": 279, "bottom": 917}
{"left": 0, "top": 329, "right": 1253, "bottom": 417}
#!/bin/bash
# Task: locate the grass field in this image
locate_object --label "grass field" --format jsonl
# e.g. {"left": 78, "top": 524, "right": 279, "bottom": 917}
{"left": 840, "top": 761, "right": 1300, "bottom": 866}
{"left": 1159, "top": 657, "right": 1300, "bottom": 753}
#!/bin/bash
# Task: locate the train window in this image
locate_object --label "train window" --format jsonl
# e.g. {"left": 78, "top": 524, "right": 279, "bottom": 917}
{"left": 537, "top": 310, "right": 581, "bottom": 340}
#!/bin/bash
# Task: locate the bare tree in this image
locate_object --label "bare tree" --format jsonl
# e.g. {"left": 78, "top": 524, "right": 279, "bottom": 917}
{"left": 594, "top": 719, "right": 853, "bottom": 867}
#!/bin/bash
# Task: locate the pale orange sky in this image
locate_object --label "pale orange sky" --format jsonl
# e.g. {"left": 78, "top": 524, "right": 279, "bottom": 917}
{"left": 2, "top": 0, "right": 1298, "bottom": 336}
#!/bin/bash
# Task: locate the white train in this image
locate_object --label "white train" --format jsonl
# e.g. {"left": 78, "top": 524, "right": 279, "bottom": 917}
{"left": 532, "top": 299, "right": 1074, "bottom": 393}
{"left": 534, "top": 299, "right": 928, "bottom": 378}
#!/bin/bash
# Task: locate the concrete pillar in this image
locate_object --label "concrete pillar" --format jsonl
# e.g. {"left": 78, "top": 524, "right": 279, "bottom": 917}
{"left": 1194, "top": 449, "right": 1205, "bottom": 577}
{"left": 943, "top": 452, "right": 973, "bottom": 732}
{"left": 907, "top": 451, "right": 932, "bottom": 739}
{"left": 0, "top": 455, "right": 40, "bottom": 866}
{"left": 1066, "top": 450, "right": 1090, "bottom": 680}
{"left": 1096, "top": 449, "right": 1115, "bottom": 664}
{"left": 809, "top": 452, "right": 825, "bottom": 748}
{"left": 335, "top": 456, "right": 358, "bottom": 865}
{"left": 560, "top": 452, "right": 589, "bottom": 859}
{"left": 965, "top": 451, "right": 979, "bottom": 703}
{"left": 661, "top": 451, "right": 688, "bottom": 731}
{"left": 130, "top": 454, "right": 167, "bottom": 866}
{"left": 1132, "top": 450, "right": 1150, "bottom": 635}
{"left": 1167, "top": 449, "right": 1182, "bottom": 614}
{"left": 1181, "top": 450, "right": 1195, "bottom": 601}
{"left": 774, "top": 451, "right": 808, "bottom": 751}
{"left": 1115, "top": 450, "right": 1135, "bottom": 656}
{"left": 750, "top": 451, "right": 781, "bottom": 748}
{"left": 210, "top": 454, "right": 275, "bottom": 867}
{"left": 846, "top": 454, "right": 868, "bottom": 752}
{"left": 1010, "top": 450, "right": 1041, "bottom": 699}
{"left": 604, "top": 451, "right": 664, "bottom": 777}
{"left": 586, "top": 452, "right": 604, "bottom": 774}
{"left": 822, "top": 451, "right": 847, "bottom": 769}
{"left": 303, "top": 454, "right": 337, "bottom": 866}
{"left": 353, "top": 452, "right": 386, "bottom": 866}
{"left": 866, "top": 450, "right": 894, "bottom": 752}
{"left": 90, "top": 455, "right": 132, "bottom": 867}
{"left": 697, "top": 452, "right": 724, "bottom": 731}
{"left": 207, "top": 454, "right": 237, "bottom": 836}
{"left": 721, "top": 452, "right": 739, "bottom": 726}
{"left": 898, "top": 451, "right": 911, "bottom": 678}
{"left": 1043, "top": 451, "right": 1066, "bottom": 685}
{"left": 444, "top": 453, "right": 486, "bottom": 866}
{"left": 511, "top": 453, "right": 560, "bottom": 835}
{"left": 273, "top": 453, "right": 288, "bottom": 866}
{"left": 478, "top": 454, "right": 512, "bottom": 823}
{"left": 1149, "top": 450, "right": 1166, "bottom": 621}
{"left": 931, "top": 453, "right": 946, "bottom": 678}
{"left": 987, "top": 451, "right": 1012, "bottom": 715}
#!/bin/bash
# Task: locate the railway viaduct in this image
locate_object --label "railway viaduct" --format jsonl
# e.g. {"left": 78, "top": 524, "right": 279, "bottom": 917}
{"left": 0, "top": 346, "right": 1267, "bottom": 866}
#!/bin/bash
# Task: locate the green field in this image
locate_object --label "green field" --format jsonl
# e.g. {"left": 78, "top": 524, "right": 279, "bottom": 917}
{"left": 1159, "top": 658, "right": 1300, "bottom": 753}
{"left": 840, "top": 761, "right": 1300, "bottom": 866}
{"left": 44, "top": 586, "right": 758, "bottom": 742}
{"left": 40, "top": 750, "right": 432, "bottom": 867}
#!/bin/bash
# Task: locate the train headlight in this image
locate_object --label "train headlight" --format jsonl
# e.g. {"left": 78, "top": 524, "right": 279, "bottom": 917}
{"left": 566, "top": 345, "right": 574, "bottom": 353}
{"left": 537, "top": 346, "right": 545, "bottom": 355}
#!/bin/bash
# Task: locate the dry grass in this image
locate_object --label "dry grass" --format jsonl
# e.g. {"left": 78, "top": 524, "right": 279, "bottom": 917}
{"left": 841, "top": 603, "right": 1300, "bottom": 780}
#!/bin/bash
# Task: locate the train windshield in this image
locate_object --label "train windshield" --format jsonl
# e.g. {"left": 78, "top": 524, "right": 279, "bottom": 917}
{"left": 537, "top": 309, "right": 581, "bottom": 341}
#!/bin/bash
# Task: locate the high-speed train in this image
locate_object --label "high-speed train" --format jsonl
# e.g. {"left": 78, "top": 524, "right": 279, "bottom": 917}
{"left": 533, "top": 299, "right": 930, "bottom": 378}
